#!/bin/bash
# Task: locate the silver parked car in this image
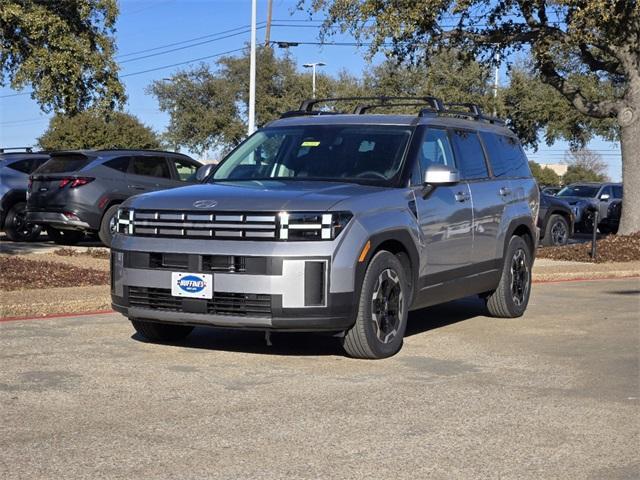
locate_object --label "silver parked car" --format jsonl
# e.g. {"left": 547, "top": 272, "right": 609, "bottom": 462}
{"left": 111, "top": 97, "right": 539, "bottom": 359}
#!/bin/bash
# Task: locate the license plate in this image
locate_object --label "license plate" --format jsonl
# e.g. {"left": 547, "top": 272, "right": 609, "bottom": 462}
{"left": 171, "top": 272, "right": 213, "bottom": 299}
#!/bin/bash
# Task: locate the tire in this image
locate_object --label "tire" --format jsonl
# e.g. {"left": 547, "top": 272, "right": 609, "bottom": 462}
{"left": 542, "top": 214, "right": 569, "bottom": 246}
{"left": 98, "top": 204, "right": 120, "bottom": 247}
{"left": 598, "top": 225, "right": 613, "bottom": 235}
{"left": 47, "top": 227, "right": 85, "bottom": 245}
{"left": 3, "top": 201, "right": 42, "bottom": 241}
{"left": 485, "top": 235, "right": 533, "bottom": 318}
{"left": 342, "top": 250, "right": 409, "bottom": 359}
{"left": 131, "top": 319, "right": 194, "bottom": 343}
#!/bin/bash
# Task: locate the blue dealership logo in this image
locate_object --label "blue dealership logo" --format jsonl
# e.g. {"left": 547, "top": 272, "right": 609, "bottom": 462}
{"left": 177, "top": 275, "right": 207, "bottom": 293}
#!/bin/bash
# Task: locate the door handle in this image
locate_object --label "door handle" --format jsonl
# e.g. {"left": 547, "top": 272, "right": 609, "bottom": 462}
{"left": 128, "top": 184, "right": 145, "bottom": 190}
{"left": 499, "top": 187, "right": 512, "bottom": 197}
{"left": 455, "top": 192, "right": 470, "bottom": 202}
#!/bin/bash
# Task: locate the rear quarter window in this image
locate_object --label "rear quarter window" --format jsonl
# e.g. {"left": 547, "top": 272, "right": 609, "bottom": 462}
{"left": 36, "top": 155, "right": 90, "bottom": 174}
{"left": 7, "top": 157, "right": 48, "bottom": 174}
{"left": 480, "top": 133, "right": 531, "bottom": 178}
{"left": 104, "top": 156, "right": 130, "bottom": 173}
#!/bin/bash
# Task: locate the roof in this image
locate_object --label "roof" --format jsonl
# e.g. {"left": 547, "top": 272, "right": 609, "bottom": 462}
{"left": 48, "top": 149, "right": 194, "bottom": 158}
{"left": 268, "top": 113, "right": 515, "bottom": 136}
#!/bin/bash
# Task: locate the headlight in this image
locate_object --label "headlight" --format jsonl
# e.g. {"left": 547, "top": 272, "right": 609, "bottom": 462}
{"left": 278, "top": 211, "right": 352, "bottom": 241}
{"left": 115, "top": 208, "right": 134, "bottom": 235}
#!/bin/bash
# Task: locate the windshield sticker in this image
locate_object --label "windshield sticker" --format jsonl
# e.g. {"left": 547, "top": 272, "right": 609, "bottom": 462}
{"left": 301, "top": 140, "right": 321, "bottom": 147}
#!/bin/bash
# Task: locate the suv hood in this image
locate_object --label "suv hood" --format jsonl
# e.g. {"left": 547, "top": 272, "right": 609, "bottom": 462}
{"left": 126, "top": 180, "right": 384, "bottom": 212}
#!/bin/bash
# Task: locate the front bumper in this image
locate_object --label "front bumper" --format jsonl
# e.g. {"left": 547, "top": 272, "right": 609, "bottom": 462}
{"left": 110, "top": 248, "right": 357, "bottom": 332}
{"left": 26, "top": 211, "right": 91, "bottom": 231}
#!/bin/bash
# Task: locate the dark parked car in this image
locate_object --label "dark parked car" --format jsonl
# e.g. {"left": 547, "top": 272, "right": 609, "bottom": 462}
{"left": 556, "top": 182, "right": 623, "bottom": 234}
{"left": 27, "top": 150, "right": 202, "bottom": 246}
{"left": 538, "top": 193, "right": 574, "bottom": 246}
{"left": 0, "top": 149, "right": 50, "bottom": 241}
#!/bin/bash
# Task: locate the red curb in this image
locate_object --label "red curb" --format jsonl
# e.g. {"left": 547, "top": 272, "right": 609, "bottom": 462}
{"left": 533, "top": 275, "right": 640, "bottom": 284}
{"left": 0, "top": 309, "right": 114, "bottom": 323}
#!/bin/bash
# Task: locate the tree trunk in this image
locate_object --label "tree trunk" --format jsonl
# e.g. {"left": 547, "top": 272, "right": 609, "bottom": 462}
{"left": 618, "top": 91, "right": 640, "bottom": 235}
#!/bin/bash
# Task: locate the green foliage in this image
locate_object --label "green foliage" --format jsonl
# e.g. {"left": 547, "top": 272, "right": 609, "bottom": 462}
{"left": 0, "top": 0, "right": 125, "bottom": 114}
{"left": 38, "top": 110, "right": 160, "bottom": 150}
{"left": 148, "top": 47, "right": 311, "bottom": 154}
{"left": 562, "top": 165, "right": 608, "bottom": 185}
{"left": 528, "top": 161, "right": 561, "bottom": 186}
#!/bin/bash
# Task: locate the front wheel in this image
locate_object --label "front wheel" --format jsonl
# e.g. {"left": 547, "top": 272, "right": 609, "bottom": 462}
{"left": 485, "top": 235, "right": 533, "bottom": 318}
{"left": 542, "top": 214, "right": 569, "bottom": 246}
{"left": 47, "top": 227, "right": 85, "bottom": 245}
{"left": 98, "top": 204, "right": 120, "bottom": 247}
{"left": 4, "top": 201, "right": 42, "bottom": 241}
{"left": 131, "top": 319, "right": 194, "bottom": 343}
{"left": 342, "top": 250, "right": 409, "bottom": 359}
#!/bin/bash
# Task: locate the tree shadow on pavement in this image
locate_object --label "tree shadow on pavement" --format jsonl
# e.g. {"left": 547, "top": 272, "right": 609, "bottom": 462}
{"left": 131, "top": 295, "right": 487, "bottom": 357}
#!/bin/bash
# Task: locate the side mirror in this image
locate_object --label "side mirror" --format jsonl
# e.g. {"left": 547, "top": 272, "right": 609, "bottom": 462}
{"left": 600, "top": 193, "right": 610, "bottom": 201}
{"left": 424, "top": 164, "right": 460, "bottom": 186}
{"left": 195, "top": 163, "right": 216, "bottom": 182}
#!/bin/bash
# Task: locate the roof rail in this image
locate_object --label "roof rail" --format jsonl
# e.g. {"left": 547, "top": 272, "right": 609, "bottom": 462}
{"left": 0, "top": 146, "right": 33, "bottom": 153}
{"left": 295, "top": 96, "right": 444, "bottom": 115}
{"left": 435, "top": 102, "right": 505, "bottom": 125}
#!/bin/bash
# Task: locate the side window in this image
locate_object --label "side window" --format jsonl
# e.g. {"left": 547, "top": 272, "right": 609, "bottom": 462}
{"left": 172, "top": 157, "right": 199, "bottom": 182}
{"left": 612, "top": 185, "right": 623, "bottom": 199}
{"left": 130, "top": 156, "right": 171, "bottom": 179}
{"left": 104, "top": 156, "right": 130, "bottom": 173}
{"left": 600, "top": 186, "right": 612, "bottom": 199}
{"left": 451, "top": 130, "right": 489, "bottom": 180}
{"left": 481, "top": 133, "right": 531, "bottom": 178}
{"left": 7, "top": 159, "right": 32, "bottom": 174}
{"left": 418, "top": 128, "right": 455, "bottom": 173}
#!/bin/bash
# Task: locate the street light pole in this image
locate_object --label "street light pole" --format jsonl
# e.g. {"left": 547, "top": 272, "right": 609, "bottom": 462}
{"left": 248, "top": 0, "right": 257, "bottom": 134}
{"left": 493, "top": 52, "right": 500, "bottom": 117}
{"left": 303, "top": 62, "right": 326, "bottom": 99}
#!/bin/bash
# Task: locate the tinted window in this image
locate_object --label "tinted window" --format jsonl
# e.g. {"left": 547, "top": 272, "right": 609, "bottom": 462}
{"left": 451, "top": 130, "right": 489, "bottom": 180}
{"left": 8, "top": 157, "right": 47, "bottom": 174}
{"left": 37, "top": 155, "right": 90, "bottom": 174}
{"left": 105, "top": 156, "right": 130, "bottom": 173}
{"left": 212, "top": 126, "right": 412, "bottom": 186}
{"left": 172, "top": 157, "right": 199, "bottom": 182}
{"left": 130, "top": 156, "right": 171, "bottom": 179}
{"left": 481, "top": 133, "right": 531, "bottom": 178}
{"left": 612, "top": 185, "right": 623, "bottom": 199}
{"left": 418, "top": 128, "right": 455, "bottom": 173}
{"left": 599, "top": 186, "right": 612, "bottom": 199}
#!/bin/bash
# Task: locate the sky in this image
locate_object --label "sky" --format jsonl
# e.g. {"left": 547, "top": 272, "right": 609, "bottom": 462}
{"left": 0, "top": 0, "right": 622, "bottom": 180}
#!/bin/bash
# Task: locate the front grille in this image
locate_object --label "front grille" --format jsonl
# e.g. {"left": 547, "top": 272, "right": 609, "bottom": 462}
{"left": 128, "top": 287, "right": 271, "bottom": 317}
{"left": 130, "top": 210, "right": 277, "bottom": 240}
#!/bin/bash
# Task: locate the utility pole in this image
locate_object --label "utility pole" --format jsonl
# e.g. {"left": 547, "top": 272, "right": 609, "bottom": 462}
{"left": 248, "top": 0, "right": 257, "bottom": 134}
{"left": 264, "top": 0, "right": 273, "bottom": 46}
{"left": 303, "top": 62, "right": 326, "bottom": 99}
{"left": 493, "top": 52, "right": 500, "bottom": 117}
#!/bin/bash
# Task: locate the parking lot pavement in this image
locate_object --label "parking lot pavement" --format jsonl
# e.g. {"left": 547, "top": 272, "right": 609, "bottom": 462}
{"left": 1, "top": 279, "right": 638, "bottom": 479}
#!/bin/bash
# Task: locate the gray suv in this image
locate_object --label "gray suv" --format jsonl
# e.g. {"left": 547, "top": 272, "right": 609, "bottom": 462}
{"left": 27, "top": 149, "right": 201, "bottom": 246}
{"left": 111, "top": 97, "right": 539, "bottom": 359}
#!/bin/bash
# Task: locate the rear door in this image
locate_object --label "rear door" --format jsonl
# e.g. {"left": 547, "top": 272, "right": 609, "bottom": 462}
{"left": 452, "top": 129, "right": 502, "bottom": 271}
{"left": 125, "top": 155, "right": 173, "bottom": 194}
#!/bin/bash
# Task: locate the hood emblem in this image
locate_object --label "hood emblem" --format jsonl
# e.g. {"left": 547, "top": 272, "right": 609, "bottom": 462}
{"left": 193, "top": 199, "right": 218, "bottom": 209}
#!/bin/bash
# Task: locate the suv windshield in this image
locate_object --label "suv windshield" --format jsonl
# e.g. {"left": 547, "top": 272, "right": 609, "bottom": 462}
{"left": 557, "top": 184, "right": 600, "bottom": 198}
{"left": 211, "top": 125, "right": 413, "bottom": 185}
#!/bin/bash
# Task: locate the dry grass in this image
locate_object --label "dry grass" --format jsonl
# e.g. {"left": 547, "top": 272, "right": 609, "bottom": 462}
{"left": 0, "top": 256, "right": 109, "bottom": 291}
{"left": 538, "top": 233, "right": 640, "bottom": 263}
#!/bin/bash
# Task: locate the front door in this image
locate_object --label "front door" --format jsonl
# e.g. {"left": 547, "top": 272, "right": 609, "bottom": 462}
{"left": 413, "top": 127, "right": 474, "bottom": 284}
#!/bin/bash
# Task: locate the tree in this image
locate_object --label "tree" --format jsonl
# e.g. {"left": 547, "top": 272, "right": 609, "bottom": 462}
{"left": 529, "top": 161, "right": 561, "bottom": 186}
{"left": 564, "top": 149, "right": 610, "bottom": 180}
{"left": 562, "top": 165, "right": 608, "bottom": 185}
{"left": 300, "top": 1, "right": 640, "bottom": 233}
{"left": 38, "top": 110, "right": 160, "bottom": 150}
{"left": 148, "top": 47, "right": 311, "bottom": 155}
{"left": 0, "top": 0, "right": 125, "bottom": 114}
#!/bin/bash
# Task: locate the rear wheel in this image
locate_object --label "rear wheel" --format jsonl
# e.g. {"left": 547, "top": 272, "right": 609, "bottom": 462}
{"left": 131, "top": 319, "right": 194, "bottom": 342}
{"left": 98, "top": 204, "right": 120, "bottom": 247}
{"left": 542, "top": 214, "right": 569, "bottom": 246}
{"left": 4, "top": 201, "right": 42, "bottom": 241}
{"left": 342, "top": 250, "right": 409, "bottom": 359}
{"left": 47, "top": 227, "right": 84, "bottom": 245}
{"left": 485, "top": 235, "right": 532, "bottom": 318}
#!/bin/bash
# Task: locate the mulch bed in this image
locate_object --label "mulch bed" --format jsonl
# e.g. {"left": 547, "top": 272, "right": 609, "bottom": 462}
{"left": 0, "top": 257, "right": 109, "bottom": 291}
{"left": 54, "top": 247, "right": 110, "bottom": 259}
{"left": 538, "top": 233, "right": 640, "bottom": 263}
